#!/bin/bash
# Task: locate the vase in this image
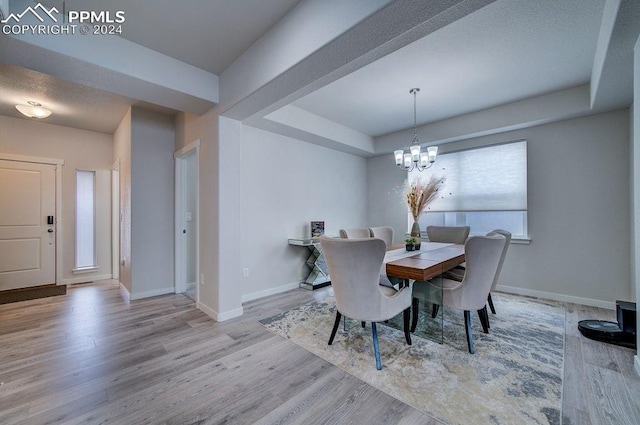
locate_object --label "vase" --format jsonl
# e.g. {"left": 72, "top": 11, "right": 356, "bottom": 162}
{"left": 411, "top": 221, "right": 422, "bottom": 250}
{"left": 410, "top": 221, "right": 420, "bottom": 238}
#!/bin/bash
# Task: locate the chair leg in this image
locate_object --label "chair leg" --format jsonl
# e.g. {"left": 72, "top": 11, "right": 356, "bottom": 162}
{"left": 487, "top": 293, "right": 496, "bottom": 314}
{"left": 411, "top": 297, "right": 419, "bottom": 332}
{"left": 403, "top": 307, "right": 412, "bottom": 345}
{"left": 431, "top": 303, "right": 440, "bottom": 319}
{"left": 328, "top": 311, "right": 342, "bottom": 345}
{"left": 361, "top": 321, "right": 366, "bottom": 328}
{"left": 371, "top": 322, "right": 382, "bottom": 370}
{"left": 464, "top": 310, "right": 475, "bottom": 354}
{"left": 477, "top": 306, "right": 489, "bottom": 333}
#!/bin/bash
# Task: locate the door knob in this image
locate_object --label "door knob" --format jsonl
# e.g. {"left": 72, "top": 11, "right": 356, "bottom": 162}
{"left": 48, "top": 228, "right": 54, "bottom": 233}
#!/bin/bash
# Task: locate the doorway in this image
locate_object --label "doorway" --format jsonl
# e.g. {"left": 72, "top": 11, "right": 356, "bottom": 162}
{"left": 174, "top": 140, "right": 200, "bottom": 303}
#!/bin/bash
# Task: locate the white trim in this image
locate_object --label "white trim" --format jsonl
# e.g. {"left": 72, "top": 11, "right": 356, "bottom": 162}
{"left": 55, "top": 163, "right": 63, "bottom": 285}
{"left": 241, "top": 281, "right": 300, "bottom": 303}
{"left": 72, "top": 266, "right": 100, "bottom": 275}
{"left": 174, "top": 138, "right": 201, "bottom": 159}
{"left": 634, "top": 355, "right": 640, "bottom": 377}
{"left": 111, "top": 159, "right": 120, "bottom": 281}
{"left": 197, "top": 302, "right": 243, "bottom": 322}
{"left": 174, "top": 140, "right": 200, "bottom": 303}
{"left": 496, "top": 284, "right": 616, "bottom": 310}
{"left": 197, "top": 302, "right": 217, "bottom": 320}
{"left": 130, "top": 286, "right": 175, "bottom": 300}
{"left": 0, "top": 152, "right": 64, "bottom": 165}
{"left": 63, "top": 273, "right": 112, "bottom": 285}
{"left": 119, "top": 282, "right": 130, "bottom": 301}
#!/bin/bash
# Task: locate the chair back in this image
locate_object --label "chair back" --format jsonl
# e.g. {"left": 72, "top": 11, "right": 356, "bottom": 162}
{"left": 369, "top": 226, "right": 394, "bottom": 247}
{"left": 487, "top": 229, "right": 511, "bottom": 291}
{"left": 320, "top": 236, "right": 388, "bottom": 321}
{"left": 457, "top": 234, "right": 506, "bottom": 310}
{"left": 426, "top": 226, "right": 470, "bottom": 244}
{"left": 339, "top": 228, "right": 372, "bottom": 239}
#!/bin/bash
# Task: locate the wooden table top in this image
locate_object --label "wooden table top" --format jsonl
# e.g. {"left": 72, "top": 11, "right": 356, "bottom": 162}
{"left": 385, "top": 244, "right": 465, "bottom": 282}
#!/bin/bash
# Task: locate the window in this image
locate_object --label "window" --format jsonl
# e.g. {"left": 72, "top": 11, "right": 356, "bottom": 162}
{"left": 409, "top": 140, "right": 528, "bottom": 240}
{"left": 75, "top": 170, "right": 97, "bottom": 271}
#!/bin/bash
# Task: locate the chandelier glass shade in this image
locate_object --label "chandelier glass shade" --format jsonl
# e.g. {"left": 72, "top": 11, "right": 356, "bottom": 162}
{"left": 394, "top": 88, "right": 437, "bottom": 172}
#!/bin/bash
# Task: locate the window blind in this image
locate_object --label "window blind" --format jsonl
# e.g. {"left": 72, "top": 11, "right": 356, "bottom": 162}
{"left": 76, "top": 170, "right": 96, "bottom": 268}
{"left": 410, "top": 140, "right": 527, "bottom": 212}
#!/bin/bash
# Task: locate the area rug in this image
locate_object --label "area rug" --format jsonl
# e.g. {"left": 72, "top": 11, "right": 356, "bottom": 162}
{"left": 259, "top": 293, "right": 564, "bottom": 425}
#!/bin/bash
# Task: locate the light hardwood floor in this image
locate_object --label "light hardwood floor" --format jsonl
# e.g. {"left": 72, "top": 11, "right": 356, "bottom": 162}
{"left": 0, "top": 280, "right": 638, "bottom": 424}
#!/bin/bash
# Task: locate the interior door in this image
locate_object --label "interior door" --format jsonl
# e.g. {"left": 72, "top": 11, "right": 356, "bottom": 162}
{"left": 0, "top": 160, "right": 56, "bottom": 290}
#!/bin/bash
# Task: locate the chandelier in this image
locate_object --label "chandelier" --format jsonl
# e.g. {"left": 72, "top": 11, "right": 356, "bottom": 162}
{"left": 394, "top": 88, "right": 437, "bottom": 172}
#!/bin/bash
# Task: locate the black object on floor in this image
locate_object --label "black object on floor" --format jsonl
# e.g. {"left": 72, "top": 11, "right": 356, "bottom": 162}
{"left": 578, "top": 300, "right": 636, "bottom": 349}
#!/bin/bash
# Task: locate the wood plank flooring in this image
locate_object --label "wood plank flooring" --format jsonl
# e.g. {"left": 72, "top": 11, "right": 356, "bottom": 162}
{"left": 0, "top": 280, "right": 638, "bottom": 424}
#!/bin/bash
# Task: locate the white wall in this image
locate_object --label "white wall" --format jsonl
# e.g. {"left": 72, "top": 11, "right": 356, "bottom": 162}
{"left": 130, "top": 108, "right": 176, "bottom": 299}
{"left": 369, "top": 109, "right": 631, "bottom": 308}
{"left": 367, "top": 154, "right": 411, "bottom": 244}
{"left": 0, "top": 116, "right": 113, "bottom": 283}
{"left": 240, "top": 125, "right": 368, "bottom": 301}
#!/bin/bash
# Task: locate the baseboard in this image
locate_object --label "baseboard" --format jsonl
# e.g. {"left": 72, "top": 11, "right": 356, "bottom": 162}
{"left": 130, "top": 286, "right": 174, "bottom": 300}
{"left": 496, "top": 285, "right": 616, "bottom": 310}
{"left": 119, "top": 282, "right": 130, "bottom": 301}
{"left": 63, "top": 273, "right": 112, "bottom": 285}
{"left": 198, "top": 301, "right": 243, "bottom": 322}
{"left": 241, "top": 281, "right": 300, "bottom": 304}
{"left": 635, "top": 355, "right": 640, "bottom": 377}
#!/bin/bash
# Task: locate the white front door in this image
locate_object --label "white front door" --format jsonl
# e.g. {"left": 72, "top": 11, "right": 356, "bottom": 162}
{"left": 0, "top": 160, "right": 56, "bottom": 290}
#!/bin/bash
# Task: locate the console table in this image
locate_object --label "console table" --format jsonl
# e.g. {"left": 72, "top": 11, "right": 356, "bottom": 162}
{"left": 288, "top": 238, "right": 330, "bottom": 290}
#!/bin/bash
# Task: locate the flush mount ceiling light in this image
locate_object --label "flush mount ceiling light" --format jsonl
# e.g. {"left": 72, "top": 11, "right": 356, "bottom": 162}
{"left": 15, "top": 101, "right": 52, "bottom": 119}
{"left": 394, "top": 88, "right": 438, "bottom": 172}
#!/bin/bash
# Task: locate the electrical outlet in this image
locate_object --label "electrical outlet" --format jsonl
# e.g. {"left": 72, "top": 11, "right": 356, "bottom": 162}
{"left": 243, "top": 268, "right": 249, "bottom": 278}
{"left": 200, "top": 273, "right": 204, "bottom": 286}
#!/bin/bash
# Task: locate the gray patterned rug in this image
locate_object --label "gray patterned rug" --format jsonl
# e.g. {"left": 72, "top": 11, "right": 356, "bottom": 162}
{"left": 259, "top": 292, "right": 564, "bottom": 425}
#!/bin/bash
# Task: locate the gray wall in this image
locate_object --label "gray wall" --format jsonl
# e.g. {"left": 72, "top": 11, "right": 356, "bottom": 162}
{"left": 239, "top": 125, "right": 368, "bottom": 301}
{"left": 368, "top": 109, "right": 631, "bottom": 308}
{"left": 130, "top": 108, "right": 176, "bottom": 298}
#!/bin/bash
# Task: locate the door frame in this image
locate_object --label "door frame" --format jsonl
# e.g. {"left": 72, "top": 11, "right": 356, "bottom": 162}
{"left": 0, "top": 152, "right": 64, "bottom": 285}
{"left": 174, "top": 139, "right": 200, "bottom": 301}
{"left": 111, "top": 159, "right": 120, "bottom": 281}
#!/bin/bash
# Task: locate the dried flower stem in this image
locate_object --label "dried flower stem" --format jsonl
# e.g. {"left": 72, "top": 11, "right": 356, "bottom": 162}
{"left": 404, "top": 176, "right": 444, "bottom": 220}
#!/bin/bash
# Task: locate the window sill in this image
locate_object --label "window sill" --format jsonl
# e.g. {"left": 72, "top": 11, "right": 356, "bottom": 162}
{"left": 72, "top": 266, "right": 100, "bottom": 275}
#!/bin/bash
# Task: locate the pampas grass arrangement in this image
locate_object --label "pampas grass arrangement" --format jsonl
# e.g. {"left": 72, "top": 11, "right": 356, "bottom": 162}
{"left": 404, "top": 175, "right": 444, "bottom": 222}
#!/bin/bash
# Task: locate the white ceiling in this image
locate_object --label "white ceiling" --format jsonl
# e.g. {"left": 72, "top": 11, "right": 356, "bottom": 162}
{"left": 293, "top": 0, "right": 606, "bottom": 136}
{"left": 1, "top": 0, "right": 638, "bottom": 142}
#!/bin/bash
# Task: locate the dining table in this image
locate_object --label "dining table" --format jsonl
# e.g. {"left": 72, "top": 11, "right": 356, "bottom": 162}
{"left": 381, "top": 242, "right": 466, "bottom": 343}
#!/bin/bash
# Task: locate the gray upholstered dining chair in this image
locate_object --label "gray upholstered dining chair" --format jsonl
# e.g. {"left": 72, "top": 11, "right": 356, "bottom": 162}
{"left": 426, "top": 225, "right": 470, "bottom": 244}
{"left": 486, "top": 229, "right": 511, "bottom": 315}
{"left": 369, "top": 226, "right": 394, "bottom": 248}
{"left": 438, "top": 229, "right": 512, "bottom": 320}
{"left": 320, "top": 236, "right": 412, "bottom": 370}
{"left": 340, "top": 226, "right": 394, "bottom": 290}
{"left": 410, "top": 226, "right": 470, "bottom": 330}
{"left": 413, "top": 233, "right": 506, "bottom": 354}
{"left": 339, "top": 227, "right": 372, "bottom": 239}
